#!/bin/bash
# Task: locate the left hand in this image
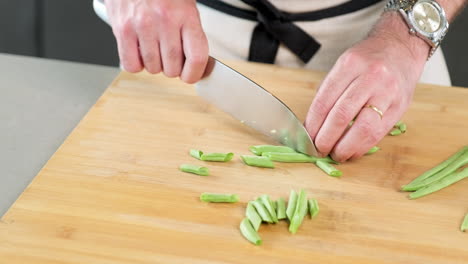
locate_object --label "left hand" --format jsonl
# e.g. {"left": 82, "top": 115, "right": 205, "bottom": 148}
{"left": 305, "top": 12, "right": 429, "bottom": 162}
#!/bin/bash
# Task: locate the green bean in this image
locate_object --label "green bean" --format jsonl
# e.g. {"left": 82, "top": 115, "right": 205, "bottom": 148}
{"left": 240, "top": 218, "right": 262, "bottom": 245}
{"left": 461, "top": 213, "right": 468, "bottom": 232}
{"left": 289, "top": 189, "right": 308, "bottom": 234}
{"left": 246, "top": 202, "right": 262, "bottom": 231}
{"left": 389, "top": 128, "right": 402, "bottom": 136}
{"left": 240, "top": 155, "right": 275, "bottom": 168}
{"left": 190, "top": 149, "right": 203, "bottom": 160}
{"left": 402, "top": 146, "right": 468, "bottom": 191}
{"left": 179, "top": 164, "right": 209, "bottom": 176}
{"left": 276, "top": 197, "right": 287, "bottom": 220}
{"left": 249, "top": 145, "right": 296, "bottom": 156}
{"left": 316, "top": 160, "right": 342, "bottom": 177}
{"left": 320, "top": 156, "right": 340, "bottom": 165}
{"left": 190, "top": 149, "right": 234, "bottom": 162}
{"left": 308, "top": 199, "right": 320, "bottom": 218}
{"left": 409, "top": 167, "right": 468, "bottom": 199}
{"left": 251, "top": 200, "right": 273, "bottom": 223}
{"left": 366, "top": 146, "right": 380, "bottom": 155}
{"left": 395, "top": 121, "right": 403, "bottom": 127}
{"left": 286, "top": 190, "right": 298, "bottom": 221}
{"left": 405, "top": 152, "right": 468, "bottom": 191}
{"left": 199, "top": 193, "right": 239, "bottom": 203}
{"left": 398, "top": 123, "right": 407, "bottom": 133}
{"left": 262, "top": 152, "right": 316, "bottom": 163}
{"left": 200, "top": 152, "right": 234, "bottom": 162}
{"left": 259, "top": 195, "right": 278, "bottom": 223}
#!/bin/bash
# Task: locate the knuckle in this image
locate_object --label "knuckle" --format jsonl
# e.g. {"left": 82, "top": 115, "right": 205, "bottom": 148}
{"left": 358, "top": 120, "right": 380, "bottom": 143}
{"left": 118, "top": 19, "right": 134, "bottom": 37}
{"left": 368, "top": 60, "right": 389, "bottom": 76}
{"left": 315, "top": 137, "right": 332, "bottom": 155}
{"left": 188, "top": 53, "right": 207, "bottom": 66}
{"left": 311, "top": 100, "right": 329, "bottom": 118}
{"left": 339, "top": 50, "right": 363, "bottom": 67}
{"left": 123, "top": 63, "right": 143, "bottom": 73}
{"left": 333, "top": 104, "right": 352, "bottom": 127}
{"left": 135, "top": 14, "right": 154, "bottom": 33}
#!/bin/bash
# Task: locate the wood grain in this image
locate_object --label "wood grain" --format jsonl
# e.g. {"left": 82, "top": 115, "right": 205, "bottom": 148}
{"left": 1, "top": 60, "right": 467, "bottom": 264}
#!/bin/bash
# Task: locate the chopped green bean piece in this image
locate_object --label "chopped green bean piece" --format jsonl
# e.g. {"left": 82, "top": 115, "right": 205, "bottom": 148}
{"left": 249, "top": 145, "right": 296, "bottom": 156}
{"left": 395, "top": 121, "right": 403, "bottom": 127}
{"left": 308, "top": 199, "right": 319, "bottom": 218}
{"left": 241, "top": 155, "right": 275, "bottom": 168}
{"left": 409, "top": 167, "right": 468, "bottom": 199}
{"left": 366, "top": 146, "right": 380, "bottom": 155}
{"left": 405, "top": 152, "right": 468, "bottom": 191}
{"left": 251, "top": 200, "right": 273, "bottom": 223}
{"left": 276, "top": 197, "right": 287, "bottom": 220}
{"left": 259, "top": 195, "right": 278, "bottom": 223}
{"left": 179, "top": 164, "right": 209, "bottom": 176}
{"left": 402, "top": 146, "right": 468, "bottom": 191}
{"left": 286, "top": 190, "right": 298, "bottom": 221}
{"left": 262, "top": 152, "right": 316, "bottom": 163}
{"left": 200, "top": 193, "right": 239, "bottom": 203}
{"left": 398, "top": 123, "right": 407, "bottom": 133}
{"left": 461, "top": 213, "right": 468, "bottom": 232}
{"left": 240, "top": 218, "right": 262, "bottom": 245}
{"left": 190, "top": 149, "right": 203, "bottom": 160}
{"left": 316, "top": 160, "right": 342, "bottom": 177}
{"left": 289, "top": 189, "right": 308, "bottom": 234}
{"left": 246, "top": 202, "right": 262, "bottom": 231}
{"left": 200, "top": 152, "right": 234, "bottom": 162}
{"left": 389, "top": 128, "right": 402, "bottom": 136}
{"left": 272, "top": 199, "right": 277, "bottom": 211}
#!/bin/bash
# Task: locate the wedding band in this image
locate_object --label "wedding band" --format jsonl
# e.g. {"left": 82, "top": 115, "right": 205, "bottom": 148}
{"left": 365, "top": 104, "right": 384, "bottom": 119}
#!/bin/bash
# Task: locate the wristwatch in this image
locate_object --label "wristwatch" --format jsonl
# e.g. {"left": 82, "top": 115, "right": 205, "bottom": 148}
{"left": 385, "top": 0, "right": 449, "bottom": 59}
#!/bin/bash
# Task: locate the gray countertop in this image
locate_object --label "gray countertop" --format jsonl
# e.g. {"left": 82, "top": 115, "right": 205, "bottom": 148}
{"left": 0, "top": 53, "right": 119, "bottom": 217}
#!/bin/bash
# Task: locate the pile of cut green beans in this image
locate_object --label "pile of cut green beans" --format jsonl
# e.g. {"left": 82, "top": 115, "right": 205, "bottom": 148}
{"left": 240, "top": 190, "right": 319, "bottom": 245}
{"left": 389, "top": 121, "right": 407, "bottom": 136}
{"left": 402, "top": 146, "right": 468, "bottom": 199}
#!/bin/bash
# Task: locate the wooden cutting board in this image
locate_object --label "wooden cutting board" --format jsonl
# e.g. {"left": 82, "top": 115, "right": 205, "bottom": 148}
{"left": 1, "top": 61, "right": 467, "bottom": 264}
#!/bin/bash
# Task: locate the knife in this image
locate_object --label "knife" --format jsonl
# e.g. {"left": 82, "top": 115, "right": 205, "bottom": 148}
{"left": 93, "top": 0, "right": 318, "bottom": 156}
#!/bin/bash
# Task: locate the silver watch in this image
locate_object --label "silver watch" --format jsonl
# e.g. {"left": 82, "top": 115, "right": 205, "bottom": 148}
{"left": 385, "top": 0, "right": 449, "bottom": 59}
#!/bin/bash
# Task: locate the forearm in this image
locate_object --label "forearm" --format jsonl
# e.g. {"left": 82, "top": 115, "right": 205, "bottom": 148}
{"left": 437, "top": 0, "right": 467, "bottom": 21}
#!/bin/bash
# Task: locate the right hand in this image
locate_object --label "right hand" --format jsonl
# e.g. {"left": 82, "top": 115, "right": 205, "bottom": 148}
{"left": 105, "top": 0, "right": 209, "bottom": 83}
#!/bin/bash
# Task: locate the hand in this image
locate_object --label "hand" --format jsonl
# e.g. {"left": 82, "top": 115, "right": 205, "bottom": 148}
{"left": 305, "top": 12, "right": 430, "bottom": 162}
{"left": 106, "top": 0, "right": 209, "bottom": 83}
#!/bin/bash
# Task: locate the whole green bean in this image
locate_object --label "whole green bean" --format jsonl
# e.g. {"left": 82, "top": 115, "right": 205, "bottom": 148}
{"left": 389, "top": 128, "right": 402, "bottom": 136}
{"left": 200, "top": 152, "right": 234, "bottom": 162}
{"left": 289, "top": 189, "right": 308, "bottom": 234}
{"left": 461, "top": 213, "right": 468, "bottom": 232}
{"left": 190, "top": 149, "right": 204, "bottom": 160}
{"left": 316, "top": 160, "right": 342, "bottom": 177}
{"left": 286, "top": 190, "right": 298, "bottom": 221}
{"left": 200, "top": 193, "right": 239, "bottom": 203}
{"left": 240, "top": 155, "right": 275, "bottom": 168}
{"left": 259, "top": 195, "right": 278, "bottom": 223}
{"left": 240, "top": 218, "right": 262, "bottom": 245}
{"left": 249, "top": 145, "right": 296, "bottom": 156}
{"left": 308, "top": 199, "right": 320, "bottom": 218}
{"left": 402, "top": 146, "right": 468, "bottom": 191}
{"left": 405, "top": 152, "right": 468, "bottom": 191}
{"left": 276, "top": 197, "right": 287, "bottom": 220}
{"left": 409, "top": 167, "right": 468, "bottom": 199}
{"left": 365, "top": 146, "right": 380, "bottom": 155}
{"left": 262, "top": 152, "right": 316, "bottom": 163}
{"left": 246, "top": 202, "right": 262, "bottom": 231}
{"left": 179, "top": 164, "right": 209, "bottom": 176}
{"left": 251, "top": 200, "right": 273, "bottom": 223}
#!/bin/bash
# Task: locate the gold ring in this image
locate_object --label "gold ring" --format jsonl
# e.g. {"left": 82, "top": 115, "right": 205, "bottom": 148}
{"left": 365, "top": 104, "right": 384, "bottom": 119}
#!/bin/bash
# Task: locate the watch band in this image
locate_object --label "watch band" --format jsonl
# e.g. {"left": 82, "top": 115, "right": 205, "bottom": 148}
{"left": 385, "top": 0, "right": 418, "bottom": 11}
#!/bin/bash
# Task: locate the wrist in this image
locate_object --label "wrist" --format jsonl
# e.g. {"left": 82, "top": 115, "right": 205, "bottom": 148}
{"left": 369, "top": 11, "right": 430, "bottom": 64}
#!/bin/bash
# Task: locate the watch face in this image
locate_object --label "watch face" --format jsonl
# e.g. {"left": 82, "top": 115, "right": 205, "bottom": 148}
{"left": 413, "top": 2, "right": 442, "bottom": 33}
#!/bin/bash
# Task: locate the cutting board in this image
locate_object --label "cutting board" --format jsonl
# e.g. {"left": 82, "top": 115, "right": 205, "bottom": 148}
{"left": 1, "top": 61, "right": 467, "bottom": 264}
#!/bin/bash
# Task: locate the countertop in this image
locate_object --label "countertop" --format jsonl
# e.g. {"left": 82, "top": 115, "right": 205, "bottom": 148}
{"left": 0, "top": 53, "right": 119, "bottom": 216}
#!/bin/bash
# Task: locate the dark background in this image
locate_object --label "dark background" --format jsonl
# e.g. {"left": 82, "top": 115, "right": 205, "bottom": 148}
{"left": 1, "top": 0, "right": 467, "bottom": 87}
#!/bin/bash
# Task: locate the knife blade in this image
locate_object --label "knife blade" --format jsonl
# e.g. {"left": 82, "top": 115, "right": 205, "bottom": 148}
{"left": 196, "top": 58, "right": 318, "bottom": 156}
{"left": 92, "top": 0, "right": 318, "bottom": 156}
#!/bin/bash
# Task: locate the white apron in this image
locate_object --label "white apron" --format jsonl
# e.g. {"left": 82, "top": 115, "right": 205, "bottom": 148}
{"left": 197, "top": 0, "right": 451, "bottom": 86}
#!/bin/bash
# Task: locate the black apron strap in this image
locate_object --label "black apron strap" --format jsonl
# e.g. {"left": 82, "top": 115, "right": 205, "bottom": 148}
{"left": 197, "top": 0, "right": 383, "bottom": 64}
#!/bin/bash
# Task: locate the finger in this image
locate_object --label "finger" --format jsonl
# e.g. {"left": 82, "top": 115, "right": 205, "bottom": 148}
{"left": 314, "top": 79, "right": 372, "bottom": 156}
{"left": 159, "top": 23, "right": 184, "bottom": 78}
{"left": 180, "top": 22, "right": 209, "bottom": 84}
{"left": 135, "top": 17, "right": 162, "bottom": 74}
{"left": 305, "top": 53, "right": 363, "bottom": 141}
{"left": 330, "top": 98, "right": 395, "bottom": 162}
{"left": 116, "top": 22, "right": 143, "bottom": 73}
